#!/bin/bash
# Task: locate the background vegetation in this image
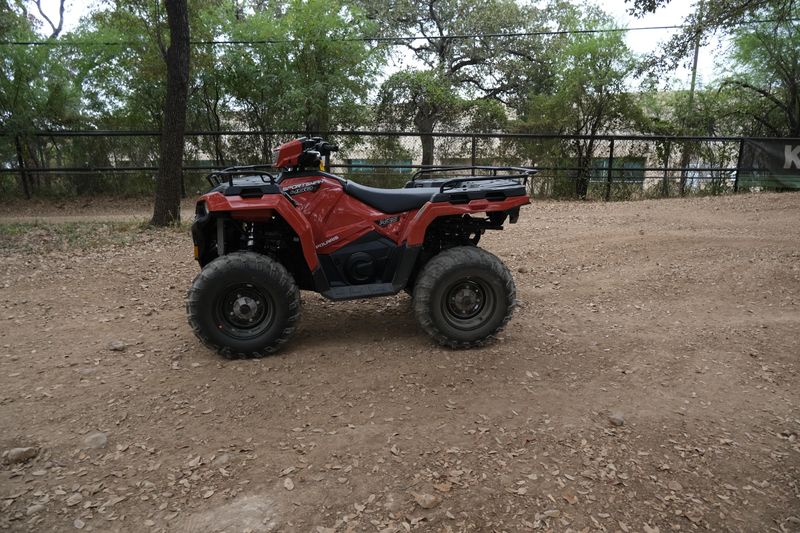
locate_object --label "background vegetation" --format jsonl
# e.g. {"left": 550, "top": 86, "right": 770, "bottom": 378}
{"left": 1, "top": 0, "right": 797, "bottom": 200}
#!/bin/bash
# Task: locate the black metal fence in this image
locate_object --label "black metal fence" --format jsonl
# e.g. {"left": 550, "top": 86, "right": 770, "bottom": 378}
{"left": 1, "top": 129, "right": 794, "bottom": 200}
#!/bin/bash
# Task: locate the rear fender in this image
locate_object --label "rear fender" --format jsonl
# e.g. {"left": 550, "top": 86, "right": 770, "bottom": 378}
{"left": 400, "top": 196, "right": 529, "bottom": 246}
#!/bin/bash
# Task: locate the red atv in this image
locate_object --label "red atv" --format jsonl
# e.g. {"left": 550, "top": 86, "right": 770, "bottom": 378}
{"left": 187, "top": 137, "right": 533, "bottom": 357}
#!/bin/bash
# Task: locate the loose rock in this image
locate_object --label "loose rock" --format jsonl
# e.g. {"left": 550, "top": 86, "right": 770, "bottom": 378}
{"left": 109, "top": 340, "right": 126, "bottom": 351}
{"left": 212, "top": 453, "right": 231, "bottom": 467}
{"left": 26, "top": 504, "right": 45, "bottom": 515}
{"left": 412, "top": 492, "right": 440, "bottom": 510}
{"left": 83, "top": 431, "right": 108, "bottom": 449}
{"left": 668, "top": 480, "right": 683, "bottom": 491}
{"left": 3, "top": 446, "right": 38, "bottom": 464}
{"left": 608, "top": 412, "right": 625, "bottom": 427}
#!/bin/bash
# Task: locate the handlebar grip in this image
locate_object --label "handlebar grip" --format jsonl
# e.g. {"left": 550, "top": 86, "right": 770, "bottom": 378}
{"left": 324, "top": 143, "right": 339, "bottom": 152}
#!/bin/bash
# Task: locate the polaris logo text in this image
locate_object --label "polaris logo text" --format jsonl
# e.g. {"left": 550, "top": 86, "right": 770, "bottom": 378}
{"left": 283, "top": 179, "right": 323, "bottom": 195}
{"left": 315, "top": 235, "right": 340, "bottom": 249}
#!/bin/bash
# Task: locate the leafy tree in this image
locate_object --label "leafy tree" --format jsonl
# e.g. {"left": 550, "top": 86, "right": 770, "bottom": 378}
{"left": 375, "top": 71, "right": 464, "bottom": 165}
{"left": 625, "top": 0, "right": 797, "bottom": 70}
{"left": 0, "top": 0, "right": 79, "bottom": 197}
{"left": 365, "top": 0, "right": 550, "bottom": 164}
{"left": 516, "top": 2, "right": 640, "bottom": 198}
{"left": 221, "top": 0, "right": 380, "bottom": 161}
{"left": 721, "top": 11, "right": 799, "bottom": 136}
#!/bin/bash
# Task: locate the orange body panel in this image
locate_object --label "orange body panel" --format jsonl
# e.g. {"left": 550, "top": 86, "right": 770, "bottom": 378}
{"left": 400, "top": 195, "right": 530, "bottom": 246}
{"left": 201, "top": 174, "right": 529, "bottom": 271}
{"left": 202, "top": 191, "right": 320, "bottom": 270}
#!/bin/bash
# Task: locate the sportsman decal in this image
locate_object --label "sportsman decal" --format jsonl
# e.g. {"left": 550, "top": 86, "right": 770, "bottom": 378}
{"left": 283, "top": 179, "right": 323, "bottom": 196}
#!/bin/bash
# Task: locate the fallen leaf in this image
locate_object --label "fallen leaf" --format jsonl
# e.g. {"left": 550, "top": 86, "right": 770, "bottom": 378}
{"left": 412, "top": 492, "right": 440, "bottom": 509}
{"left": 434, "top": 482, "right": 452, "bottom": 493}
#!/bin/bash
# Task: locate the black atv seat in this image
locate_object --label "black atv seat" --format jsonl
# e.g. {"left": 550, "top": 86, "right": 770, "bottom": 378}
{"left": 344, "top": 181, "right": 438, "bottom": 214}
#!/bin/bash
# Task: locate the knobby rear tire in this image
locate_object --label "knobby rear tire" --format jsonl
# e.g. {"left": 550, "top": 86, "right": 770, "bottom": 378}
{"left": 186, "top": 251, "right": 301, "bottom": 358}
{"left": 412, "top": 246, "right": 516, "bottom": 349}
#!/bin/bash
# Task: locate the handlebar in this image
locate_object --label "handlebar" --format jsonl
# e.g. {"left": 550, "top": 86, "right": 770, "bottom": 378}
{"left": 316, "top": 141, "right": 338, "bottom": 155}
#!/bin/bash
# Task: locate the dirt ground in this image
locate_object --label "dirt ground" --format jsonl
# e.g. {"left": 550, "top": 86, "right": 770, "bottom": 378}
{"left": 1, "top": 193, "right": 799, "bottom": 533}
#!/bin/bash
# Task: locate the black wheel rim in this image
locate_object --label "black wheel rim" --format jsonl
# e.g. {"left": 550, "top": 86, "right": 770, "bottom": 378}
{"left": 214, "top": 283, "right": 275, "bottom": 340}
{"left": 442, "top": 278, "right": 496, "bottom": 331}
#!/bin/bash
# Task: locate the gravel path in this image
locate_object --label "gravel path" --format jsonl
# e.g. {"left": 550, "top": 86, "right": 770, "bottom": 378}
{"left": 1, "top": 193, "right": 798, "bottom": 532}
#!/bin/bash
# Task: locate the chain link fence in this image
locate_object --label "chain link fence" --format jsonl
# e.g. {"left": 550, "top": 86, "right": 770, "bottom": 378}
{"left": 0, "top": 129, "right": 791, "bottom": 200}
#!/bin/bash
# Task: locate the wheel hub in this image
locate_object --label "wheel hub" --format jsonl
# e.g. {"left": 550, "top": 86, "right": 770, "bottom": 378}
{"left": 232, "top": 295, "right": 259, "bottom": 322}
{"left": 447, "top": 281, "right": 484, "bottom": 319}
{"left": 219, "top": 286, "right": 272, "bottom": 333}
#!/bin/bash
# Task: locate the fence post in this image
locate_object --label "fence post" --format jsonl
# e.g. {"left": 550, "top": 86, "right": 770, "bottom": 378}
{"left": 470, "top": 136, "right": 477, "bottom": 176}
{"left": 678, "top": 140, "right": 691, "bottom": 196}
{"left": 733, "top": 138, "right": 744, "bottom": 193}
{"left": 14, "top": 135, "right": 31, "bottom": 200}
{"left": 661, "top": 140, "right": 671, "bottom": 197}
{"left": 605, "top": 138, "right": 615, "bottom": 202}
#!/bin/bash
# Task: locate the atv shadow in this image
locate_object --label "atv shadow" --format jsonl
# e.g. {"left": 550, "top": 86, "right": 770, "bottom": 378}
{"left": 291, "top": 293, "right": 422, "bottom": 350}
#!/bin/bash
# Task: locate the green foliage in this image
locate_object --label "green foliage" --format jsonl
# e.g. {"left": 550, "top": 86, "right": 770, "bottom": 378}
{"left": 367, "top": 0, "right": 548, "bottom": 163}
{"left": 519, "top": 3, "right": 638, "bottom": 136}
{"left": 1, "top": 0, "right": 381, "bottom": 197}
{"left": 0, "top": 5, "right": 80, "bottom": 134}
{"left": 626, "top": 0, "right": 797, "bottom": 70}
{"left": 721, "top": 9, "right": 800, "bottom": 136}
{"left": 513, "top": 1, "right": 641, "bottom": 198}
{"left": 221, "top": 0, "right": 379, "bottom": 161}
{"left": 2, "top": 0, "right": 797, "bottom": 201}
{"left": 0, "top": 2, "right": 82, "bottom": 197}
{"left": 376, "top": 71, "right": 463, "bottom": 130}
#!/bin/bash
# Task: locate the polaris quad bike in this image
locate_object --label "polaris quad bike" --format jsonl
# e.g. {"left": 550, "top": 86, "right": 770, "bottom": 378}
{"left": 187, "top": 137, "right": 534, "bottom": 357}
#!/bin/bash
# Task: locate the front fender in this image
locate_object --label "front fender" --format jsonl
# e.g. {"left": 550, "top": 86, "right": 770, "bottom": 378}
{"left": 200, "top": 192, "right": 320, "bottom": 271}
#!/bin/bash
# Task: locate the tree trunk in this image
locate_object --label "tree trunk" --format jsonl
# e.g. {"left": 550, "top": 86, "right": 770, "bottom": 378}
{"left": 420, "top": 133, "right": 434, "bottom": 166}
{"left": 415, "top": 112, "right": 436, "bottom": 166}
{"left": 203, "top": 82, "right": 226, "bottom": 165}
{"left": 151, "top": 0, "right": 190, "bottom": 226}
{"left": 574, "top": 139, "right": 589, "bottom": 199}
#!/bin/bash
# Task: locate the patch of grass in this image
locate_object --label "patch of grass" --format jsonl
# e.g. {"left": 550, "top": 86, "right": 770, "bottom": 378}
{"left": 0, "top": 221, "right": 155, "bottom": 254}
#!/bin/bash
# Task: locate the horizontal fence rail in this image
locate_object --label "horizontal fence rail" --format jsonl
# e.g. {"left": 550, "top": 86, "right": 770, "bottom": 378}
{"left": 1, "top": 129, "right": 797, "bottom": 200}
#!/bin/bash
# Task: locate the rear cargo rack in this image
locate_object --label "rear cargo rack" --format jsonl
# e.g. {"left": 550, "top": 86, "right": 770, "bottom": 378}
{"left": 205, "top": 165, "right": 277, "bottom": 188}
{"left": 410, "top": 166, "right": 537, "bottom": 193}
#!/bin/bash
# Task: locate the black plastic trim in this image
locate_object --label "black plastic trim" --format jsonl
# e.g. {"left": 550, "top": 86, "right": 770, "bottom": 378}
{"left": 430, "top": 184, "right": 527, "bottom": 203}
{"left": 223, "top": 183, "right": 282, "bottom": 197}
{"left": 320, "top": 245, "right": 421, "bottom": 301}
{"left": 191, "top": 207, "right": 218, "bottom": 266}
{"left": 311, "top": 267, "right": 330, "bottom": 292}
